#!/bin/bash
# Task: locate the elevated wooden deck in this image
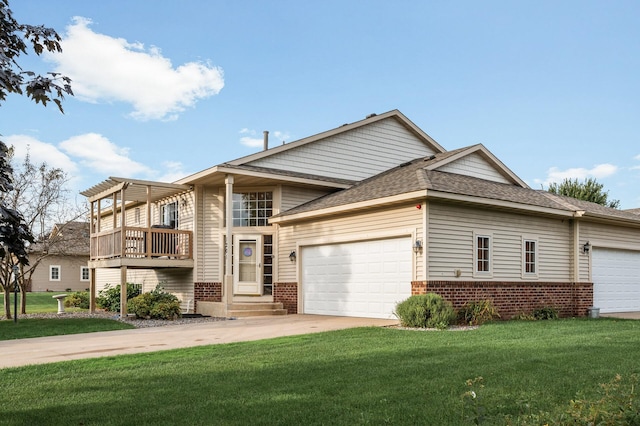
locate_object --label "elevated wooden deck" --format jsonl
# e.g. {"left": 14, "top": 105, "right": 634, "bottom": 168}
{"left": 89, "top": 226, "right": 194, "bottom": 269}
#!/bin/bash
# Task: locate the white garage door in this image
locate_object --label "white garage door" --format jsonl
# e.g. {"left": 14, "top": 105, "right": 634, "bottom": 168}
{"left": 301, "top": 237, "right": 412, "bottom": 319}
{"left": 592, "top": 248, "right": 640, "bottom": 313}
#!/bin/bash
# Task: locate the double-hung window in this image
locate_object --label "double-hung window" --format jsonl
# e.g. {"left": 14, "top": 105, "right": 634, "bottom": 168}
{"left": 523, "top": 238, "right": 538, "bottom": 278}
{"left": 50, "top": 265, "right": 61, "bottom": 281}
{"left": 81, "top": 266, "right": 90, "bottom": 282}
{"left": 474, "top": 233, "right": 492, "bottom": 277}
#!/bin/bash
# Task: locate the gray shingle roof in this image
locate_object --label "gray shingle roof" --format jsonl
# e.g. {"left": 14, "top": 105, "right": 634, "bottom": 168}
{"left": 275, "top": 153, "right": 640, "bottom": 224}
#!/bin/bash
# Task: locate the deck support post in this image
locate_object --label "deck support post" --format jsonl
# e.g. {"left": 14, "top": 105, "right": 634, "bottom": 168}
{"left": 120, "top": 266, "right": 128, "bottom": 318}
{"left": 89, "top": 268, "right": 96, "bottom": 313}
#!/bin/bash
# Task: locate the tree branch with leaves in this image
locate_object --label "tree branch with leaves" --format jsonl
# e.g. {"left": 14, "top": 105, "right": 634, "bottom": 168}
{"left": 547, "top": 177, "right": 620, "bottom": 209}
{"left": 1, "top": 0, "right": 73, "bottom": 318}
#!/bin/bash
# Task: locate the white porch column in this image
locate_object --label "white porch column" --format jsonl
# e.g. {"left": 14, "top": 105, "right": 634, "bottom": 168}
{"left": 224, "top": 175, "right": 234, "bottom": 307}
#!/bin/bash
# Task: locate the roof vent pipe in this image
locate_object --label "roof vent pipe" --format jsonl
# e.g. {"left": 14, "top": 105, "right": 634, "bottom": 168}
{"left": 263, "top": 130, "right": 269, "bottom": 151}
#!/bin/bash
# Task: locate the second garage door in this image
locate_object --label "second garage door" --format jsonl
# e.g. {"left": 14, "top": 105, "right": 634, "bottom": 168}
{"left": 592, "top": 248, "right": 640, "bottom": 313}
{"left": 301, "top": 237, "right": 412, "bottom": 319}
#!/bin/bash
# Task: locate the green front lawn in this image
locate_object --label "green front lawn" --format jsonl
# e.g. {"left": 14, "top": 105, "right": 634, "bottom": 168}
{"left": 2, "top": 318, "right": 639, "bottom": 425}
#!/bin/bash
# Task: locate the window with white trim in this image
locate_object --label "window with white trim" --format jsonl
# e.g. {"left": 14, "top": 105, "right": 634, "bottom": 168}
{"left": 232, "top": 191, "right": 273, "bottom": 227}
{"left": 474, "top": 234, "right": 492, "bottom": 276}
{"left": 523, "top": 238, "right": 538, "bottom": 276}
{"left": 81, "top": 266, "right": 90, "bottom": 282}
{"left": 50, "top": 265, "right": 61, "bottom": 281}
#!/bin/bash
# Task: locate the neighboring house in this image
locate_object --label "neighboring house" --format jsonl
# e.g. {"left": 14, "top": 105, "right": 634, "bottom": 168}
{"left": 81, "top": 110, "right": 640, "bottom": 319}
{"left": 27, "top": 222, "right": 91, "bottom": 292}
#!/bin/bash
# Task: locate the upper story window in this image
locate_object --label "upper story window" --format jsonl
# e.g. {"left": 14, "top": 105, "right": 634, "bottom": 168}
{"left": 161, "top": 201, "right": 178, "bottom": 229}
{"left": 233, "top": 192, "right": 273, "bottom": 227}
{"left": 474, "top": 233, "right": 492, "bottom": 276}
{"left": 523, "top": 238, "right": 538, "bottom": 276}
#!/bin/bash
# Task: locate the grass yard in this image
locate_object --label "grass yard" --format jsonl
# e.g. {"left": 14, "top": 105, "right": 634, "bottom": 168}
{"left": 1, "top": 318, "right": 639, "bottom": 425}
{"left": 0, "top": 318, "right": 134, "bottom": 340}
{"left": 1, "top": 292, "right": 132, "bottom": 339}
{"left": 2, "top": 291, "right": 85, "bottom": 314}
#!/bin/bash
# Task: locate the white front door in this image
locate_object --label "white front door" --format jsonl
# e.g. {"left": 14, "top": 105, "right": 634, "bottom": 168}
{"left": 234, "top": 235, "right": 262, "bottom": 295}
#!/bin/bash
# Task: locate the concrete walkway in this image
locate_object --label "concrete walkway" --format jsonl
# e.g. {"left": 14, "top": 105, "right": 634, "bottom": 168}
{"left": 0, "top": 315, "right": 398, "bottom": 369}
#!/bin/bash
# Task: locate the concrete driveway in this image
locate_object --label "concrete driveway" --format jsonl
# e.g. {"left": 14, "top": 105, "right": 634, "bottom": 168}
{"left": 0, "top": 315, "right": 397, "bottom": 369}
{"left": 600, "top": 311, "right": 640, "bottom": 320}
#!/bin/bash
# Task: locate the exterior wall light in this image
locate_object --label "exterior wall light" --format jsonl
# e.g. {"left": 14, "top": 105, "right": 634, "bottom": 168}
{"left": 289, "top": 250, "right": 297, "bottom": 262}
{"left": 413, "top": 240, "right": 423, "bottom": 254}
{"left": 583, "top": 241, "right": 591, "bottom": 254}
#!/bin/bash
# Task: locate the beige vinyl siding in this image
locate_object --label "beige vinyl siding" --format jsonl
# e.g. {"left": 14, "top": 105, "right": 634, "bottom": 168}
{"left": 248, "top": 119, "right": 436, "bottom": 181}
{"left": 280, "top": 186, "right": 334, "bottom": 212}
{"left": 277, "top": 204, "right": 423, "bottom": 282}
{"left": 580, "top": 221, "right": 640, "bottom": 282}
{"left": 436, "top": 152, "right": 512, "bottom": 184}
{"left": 195, "top": 185, "right": 223, "bottom": 282}
{"left": 428, "top": 202, "right": 572, "bottom": 281}
{"left": 94, "top": 268, "right": 193, "bottom": 311}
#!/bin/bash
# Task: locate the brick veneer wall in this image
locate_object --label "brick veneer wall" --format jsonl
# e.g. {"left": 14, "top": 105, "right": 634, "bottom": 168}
{"left": 412, "top": 281, "right": 593, "bottom": 319}
{"left": 274, "top": 282, "right": 298, "bottom": 314}
{"left": 194, "top": 282, "right": 222, "bottom": 310}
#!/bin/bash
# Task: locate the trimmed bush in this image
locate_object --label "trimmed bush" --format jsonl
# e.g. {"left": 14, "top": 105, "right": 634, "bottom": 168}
{"left": 96, "top": 283, "right": 142, "bottom": 312}
{"left": 128, "top": 285, "right": 181, "bottom": 320}
{"left": 64, "top": 291, "right": 90, "bottom": 309}
{"left": 394, "top": 293, "right": 456, "bottom": 329}
{"left": 457, "top": 299, "right": 500, "bottom": 326}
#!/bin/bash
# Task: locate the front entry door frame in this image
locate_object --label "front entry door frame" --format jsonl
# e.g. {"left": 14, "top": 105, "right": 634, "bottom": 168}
{"left": 233, "top": 234, "right": 263, "bottom": 295}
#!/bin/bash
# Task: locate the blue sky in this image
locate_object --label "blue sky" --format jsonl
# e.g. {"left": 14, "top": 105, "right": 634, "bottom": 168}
{"left": 4, "top": 1, "right": 640, "bottom": 208}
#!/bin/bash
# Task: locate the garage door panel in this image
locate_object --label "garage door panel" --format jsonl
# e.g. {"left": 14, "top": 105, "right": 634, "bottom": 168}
{"left": 302, "top": 237, "right": 411, "bottom": 319}
{"left": 593, "top": 248, "right": 640, "bottom": 313}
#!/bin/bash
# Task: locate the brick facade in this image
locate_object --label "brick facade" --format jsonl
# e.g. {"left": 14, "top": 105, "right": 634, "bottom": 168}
{"left": 274, "top": 282, "right": 298, "bottom": 314}
{"left": 412, "top": 281, "right": 593, "bottom": 319}
{"left": 194, "top": 282, "right": 222, "bottom": 310}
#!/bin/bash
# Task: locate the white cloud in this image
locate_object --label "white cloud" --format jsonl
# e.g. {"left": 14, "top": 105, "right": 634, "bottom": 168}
{"left": 59, "top": 133, "right": 153, "bottom": 176}
{"left": 535, "top": 163, "right": 618, "bottom": 187}
{"left": 155, "top": 161, "right": 189, "bottom": 183}
{"left": 4, "top": 135, "right": 78, "bottom": 174}
{"left": 48, "top": 17, "right": 224, "bottom": 121}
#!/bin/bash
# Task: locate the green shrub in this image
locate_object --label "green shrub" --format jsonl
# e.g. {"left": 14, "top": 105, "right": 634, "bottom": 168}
{"left": 96, "top": 283, "right": 142, "bottom": 312}
{"left": 532, "top": 306, "right": 558, "bottom": 320}
{"left": 394, "top": 293, "right": 456, "bottom": 329}
{"left": 64, "top": 291, "right": 90, "bottom": 309}
{"left": 457, "top": 299, "right": 500, "bottom": 325}
{"left": 128, "top": 284, "right": 181, "bottom": 320}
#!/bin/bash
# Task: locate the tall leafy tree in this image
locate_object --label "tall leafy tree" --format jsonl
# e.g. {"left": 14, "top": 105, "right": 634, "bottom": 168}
{"left": 1, "top": 0, "right": 72, "bottom": 318}
{"left": 547, "top": 178, "right": 620, "bottom": 209}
